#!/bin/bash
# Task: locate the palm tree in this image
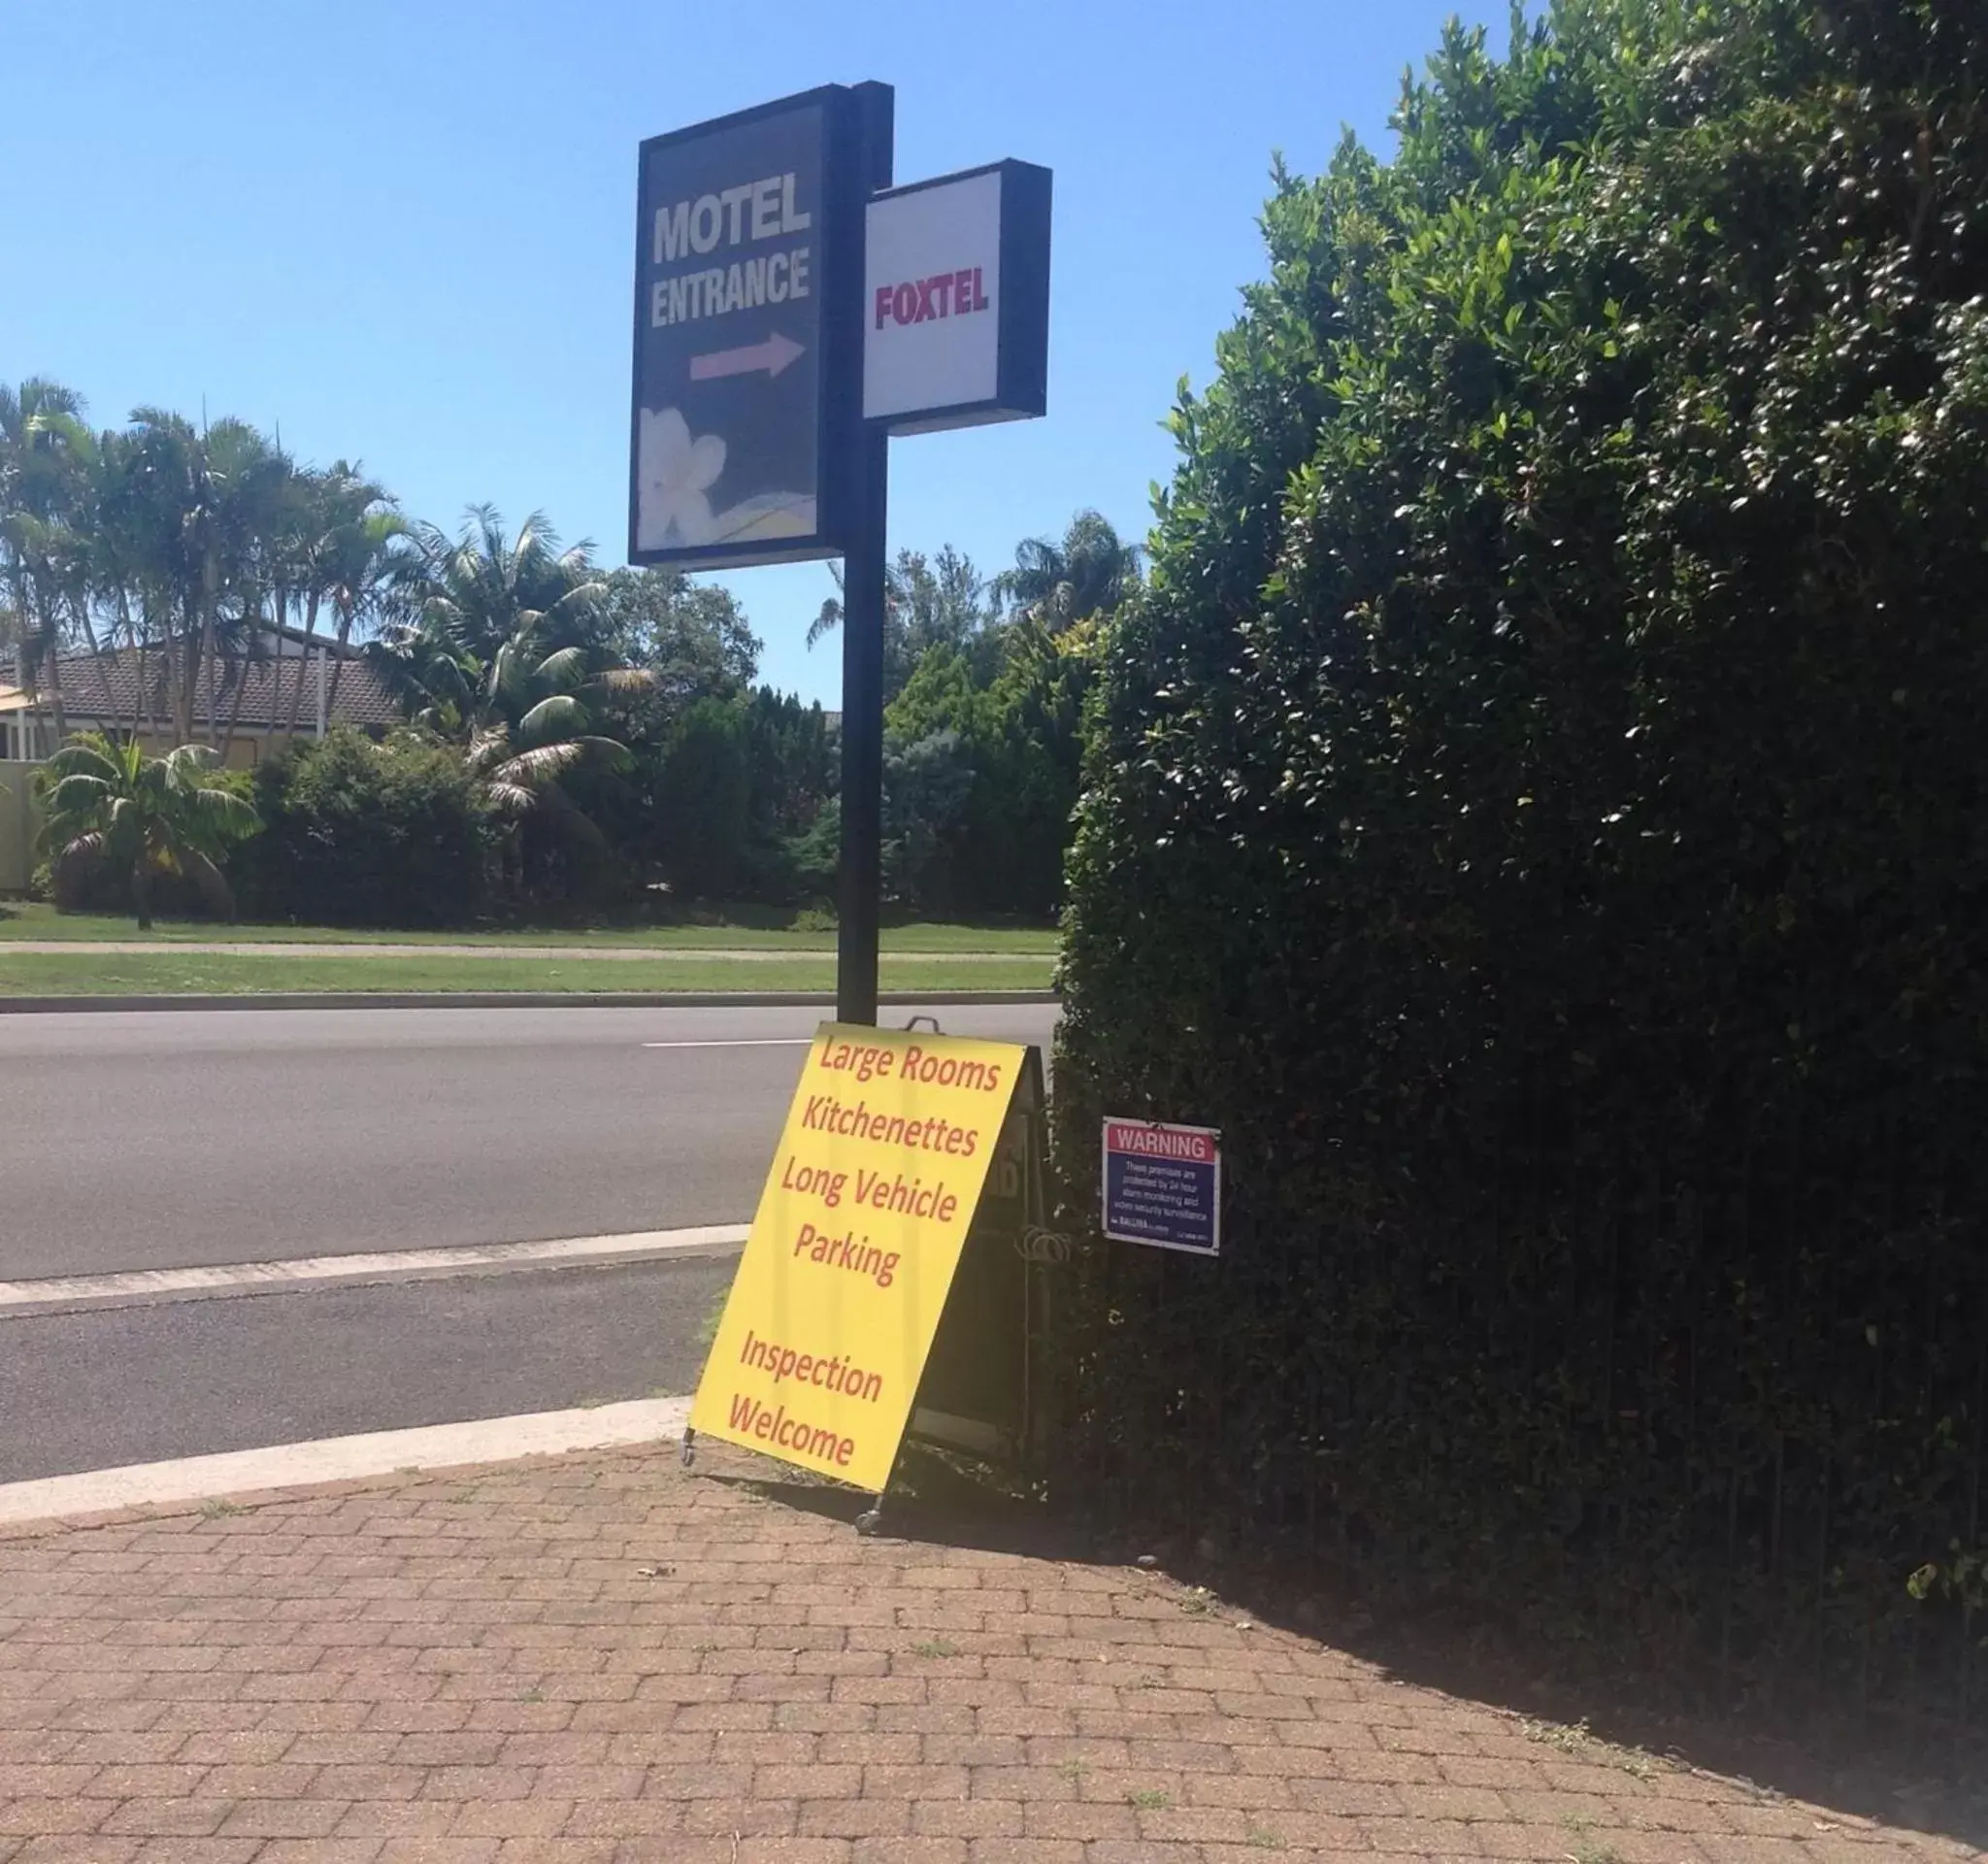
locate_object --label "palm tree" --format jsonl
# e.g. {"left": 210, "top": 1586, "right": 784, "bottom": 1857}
{"left": 994, "top": 510, "right": 1143, "bottom": 631}
{"left": 88, "top": 423, "right": 180, "bottom": 744}
{"left": 372, "top": 619, "right": 646, "bottom": 880}
{"left": 408, "top": 505, "right": 603, "bottom": 663}
{"left": 806, "top": 546, "right": 989, "bottom": 699}
{"left": 274, "top": 462, "right": 408, "bottom": 742}
{"left": 261, "top": 461, "right": 327, "bottom": 747}
{"left": 0, "top": 378, "right": 94, "bottom": 749}
{"left": 468, "top": 630, "right": 642, "bottom": 833}
{"left": 38, "top": 732, "right": 261, "bottom": 928}
{"left": 120, "top": 408, "right": 288, "bottom": 745}
{"left": 322, "top": 485, "right": 413, "bottom": 717}
{"left": 31, "top": 414, "right": 130, "bottom": 728}
{"left": 366, "top": 508, "right": 648, "bottom": 872}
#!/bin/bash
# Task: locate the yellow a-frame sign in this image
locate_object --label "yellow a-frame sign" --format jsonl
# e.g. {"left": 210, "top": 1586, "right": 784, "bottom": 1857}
{"left": 689, "top": 1021, "right": 1025, "bottom": 1492}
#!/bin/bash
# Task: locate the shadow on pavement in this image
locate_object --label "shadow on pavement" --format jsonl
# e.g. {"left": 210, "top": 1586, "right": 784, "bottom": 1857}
{"left": 705, "top": 1459, "right": 1988, "bottom": 1854}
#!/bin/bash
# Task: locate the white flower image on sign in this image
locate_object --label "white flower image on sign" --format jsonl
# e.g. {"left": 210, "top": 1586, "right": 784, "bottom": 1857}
{"left": 637, "top": 407, "right": 727, "bottom": 549}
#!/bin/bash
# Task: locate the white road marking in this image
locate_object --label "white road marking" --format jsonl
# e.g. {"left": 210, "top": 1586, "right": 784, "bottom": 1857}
{"left": 0, "top": 1224, "right": 748, "bottom": 1317}
{"left": 641, "top": 1038, "right": 813, "bottom": 1048}
{"left": 0, "top": 1397, "right": 692, "bottom": 1526}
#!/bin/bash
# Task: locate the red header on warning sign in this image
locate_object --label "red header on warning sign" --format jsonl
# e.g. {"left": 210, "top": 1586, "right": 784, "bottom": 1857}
{"left": 1103, "top": 1122, "right": 1217, "bottom": 1165}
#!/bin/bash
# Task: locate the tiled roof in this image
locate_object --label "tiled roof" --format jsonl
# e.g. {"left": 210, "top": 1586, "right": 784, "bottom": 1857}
{"left": 1, "top": 645, "right": 401, "bottom": 732}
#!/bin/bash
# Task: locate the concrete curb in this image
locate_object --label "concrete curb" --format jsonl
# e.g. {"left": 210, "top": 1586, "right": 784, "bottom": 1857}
{"left": 0, "top": 988, "right": 1062, "bottom": 1014}
{"left": 0, "top": 1223, "right": 750, "bottom": 1319}
{"left": 0, "top": 1438, "right": 671, "bottom": 1542}
{"left": 0, "top": 1401, "right": 691, "bottom": 1530}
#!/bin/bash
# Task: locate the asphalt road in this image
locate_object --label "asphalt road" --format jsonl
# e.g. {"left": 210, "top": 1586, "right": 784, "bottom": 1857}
{"left": 0, "top": 1002, "right": 1060, "bottom": 1481}
{"left": 0, "top": 1001, "right": 1061, "bottom": 1281}
{"left": 0, "top": 1256, "right": 733, "bottom": 1482}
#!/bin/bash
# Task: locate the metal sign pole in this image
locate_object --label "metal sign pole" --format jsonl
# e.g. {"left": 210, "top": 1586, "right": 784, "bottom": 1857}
{"left": 836, "top": 434, "right": 887, "bottom": 1025}
{"left": 835, "top": 83, "right": 894, "bottom": 1028}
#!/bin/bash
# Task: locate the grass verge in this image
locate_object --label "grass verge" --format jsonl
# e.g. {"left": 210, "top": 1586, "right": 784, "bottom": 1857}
{"left": 0, "top": 951, "right": 1057, "bottom": 998}
{"left": 0, "top": 902, "right": 1058, "bottom": 954}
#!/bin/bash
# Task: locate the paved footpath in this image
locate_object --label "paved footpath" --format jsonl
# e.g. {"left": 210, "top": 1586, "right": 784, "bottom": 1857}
{"left": 0, "top": 1443, "right": 1974, "bottom": 1864}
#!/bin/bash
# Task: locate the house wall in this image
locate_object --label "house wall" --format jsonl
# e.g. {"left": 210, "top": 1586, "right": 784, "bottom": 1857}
{"left": 125, "top": 730, "right": 268, "bottom": 770}
{"left": 11, "top": 724, "right": 275, "bottom": 770}
{"left": 0, "top": 761, "right": 39, "bottom": 893}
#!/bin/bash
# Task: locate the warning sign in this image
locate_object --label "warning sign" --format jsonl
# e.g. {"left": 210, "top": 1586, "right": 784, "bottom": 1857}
{"left": 1102, "top": 1118, "right": 1221, "bottom": 1256}
{"left": 689, "top": 1022, "right": 1025, "bottom": 1489}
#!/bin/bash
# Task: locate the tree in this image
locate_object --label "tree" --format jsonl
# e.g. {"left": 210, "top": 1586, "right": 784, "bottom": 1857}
{"left": 594, "top": 566, "right": 759, "bottom": 710}
{"left": 796, "top": 513, "right": 1131, "bottom": 915}
{"left": 881, "top": 620, "right": 1100, "bottom": 917}
{"left": 881, "top": 728, "right": 976, "bottom": 913}
{"left": 275, "top": 461, "right": 410, "bottom": 741}
{"left": 5, "top": 383, "right": 910, "bottom": 919}
{"left": 881, "top": 651, "right": 987, "bottom": 912}
{"left": 370, "top": 616, "right": 639, "bottom": 866}
{"left": 119, "top": 408, "right": 290, "bottom": 745}
{"left": 367, "top": 508, "right": 648, "bottom": 883}
{"left": 86, "top": 421, "right": 172, "bottom": 741}
{"left": 808, "top": 544, "right": 992, "bottom": 701}
{"left": 0, "top": 378, "right": 94, "bottom": 747}
{"left": 654, "top": 697, "right": 752, "bottom": 897}
{"left": 977, "top": 616, "right": 1100, "bottom": 912}
{"left": 5, "top": 392, "right": 301, "bottom": 751}
{"left": 398, "top": 504, "right": 602, "bottom": 665}
{"left": 743, "top": 686, "right": 834, "bottom": 843}
{"left": 994, "top": 510, "right": 1141, "bottom": 631}
{"left": 38, "top": 732, "right": 260, "bottom": 927}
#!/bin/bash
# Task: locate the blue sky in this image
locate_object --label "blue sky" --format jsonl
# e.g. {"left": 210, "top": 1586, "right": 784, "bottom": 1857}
{"left": 2, "top": 0, "right": 1498, "bottom": 705}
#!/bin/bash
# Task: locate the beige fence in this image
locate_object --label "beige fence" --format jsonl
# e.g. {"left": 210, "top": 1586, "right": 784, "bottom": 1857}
{"left": 0, "top": 762, "right": 39, "bottom": 893}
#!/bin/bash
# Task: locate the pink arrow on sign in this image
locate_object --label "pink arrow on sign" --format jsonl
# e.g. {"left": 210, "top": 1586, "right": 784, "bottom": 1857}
{"left": 688, "top": 332, "right": 805, "bottom": 382}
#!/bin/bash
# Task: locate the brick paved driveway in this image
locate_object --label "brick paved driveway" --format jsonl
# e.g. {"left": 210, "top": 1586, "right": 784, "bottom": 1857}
{"left": 0, "top": 1444, "right": 1975, "bottom": 1863}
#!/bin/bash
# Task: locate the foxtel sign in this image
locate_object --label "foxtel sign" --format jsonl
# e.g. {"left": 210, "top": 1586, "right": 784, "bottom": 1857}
{"left": 862, "top": 161, "right": 1051, "bottom": 434}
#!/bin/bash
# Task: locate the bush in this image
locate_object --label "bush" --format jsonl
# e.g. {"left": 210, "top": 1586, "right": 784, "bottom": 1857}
{"left": 238, "top": 729, "right": 492, "bottom": 927}
{"left": 1054, "top": 0, "right": 1988, "bottom": 1721}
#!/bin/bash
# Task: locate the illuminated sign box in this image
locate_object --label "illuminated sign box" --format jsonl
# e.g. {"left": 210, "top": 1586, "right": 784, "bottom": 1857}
{"left": 863, "top": 160, "right": 1050, "bottom": 434}
{"left": 628, "top": 85, "right": 868, "bottom": 570}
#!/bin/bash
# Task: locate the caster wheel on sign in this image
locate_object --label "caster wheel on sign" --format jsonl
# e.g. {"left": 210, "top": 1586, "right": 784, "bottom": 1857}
{"left": 679, "top": 1441, "right": 696, "bottom": 1470}
{"left": 855, "top": 1510, "right": 882, "bottom": 1537}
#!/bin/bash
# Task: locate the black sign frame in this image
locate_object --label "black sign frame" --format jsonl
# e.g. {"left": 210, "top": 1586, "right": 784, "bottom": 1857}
{"left": 627, "top": 83, "right": 886, "bottom": 571}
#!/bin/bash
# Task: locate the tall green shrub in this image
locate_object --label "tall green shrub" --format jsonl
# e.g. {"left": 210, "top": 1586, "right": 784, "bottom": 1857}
{"left": 1056, "top": 0, "right": 1988, "bottom": 1715}
{"left": 240, "top": 729, "right": 493, "bottom": 927}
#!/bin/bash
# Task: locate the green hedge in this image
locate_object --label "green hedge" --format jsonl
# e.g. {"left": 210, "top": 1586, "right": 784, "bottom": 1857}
{"left": 1053, "top": 0, "right": 1988, "bottom": 1721}
{"left": 237, "top": 729, "right": 493, "bottom": 927}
